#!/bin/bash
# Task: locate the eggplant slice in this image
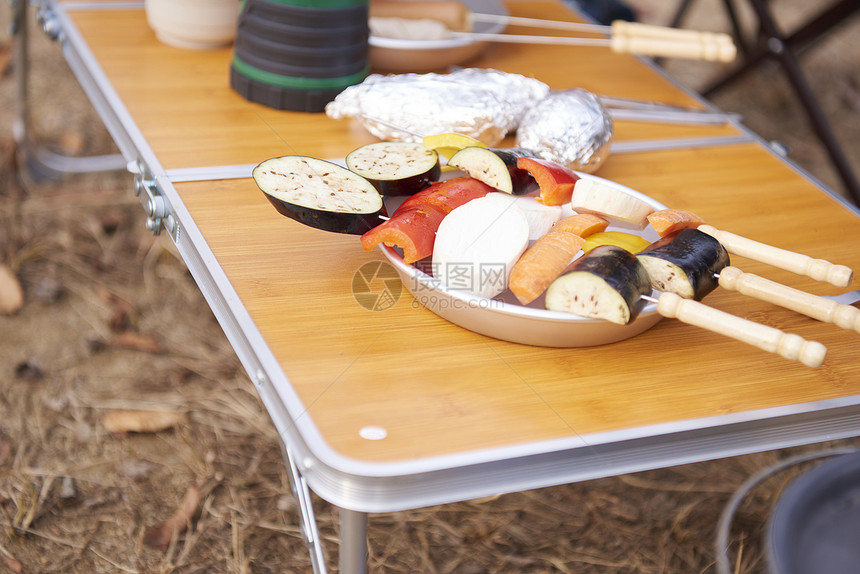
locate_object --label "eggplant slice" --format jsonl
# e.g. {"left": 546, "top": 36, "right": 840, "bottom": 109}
{"left": 447, "top": 147, "right": 539, "bottom": 195}
{"left": 346, "top": 141, "right": 441, "bottom": 196}
{"left": 545, "top": 245, "right": 651, "bottom": 325}
{"left": 637, "top": 228, "right": 730, "bottom": 300}
{"left": 253, "top": 155, "right": 384, "bottom": 235}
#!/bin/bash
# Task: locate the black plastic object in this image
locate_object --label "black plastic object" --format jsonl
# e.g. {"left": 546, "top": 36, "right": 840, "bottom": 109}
{"left": 766, "top": 450, "right": 860, "bottom": 574}
{"left": 238, "top": 11, "right": 369, "bottom": 47}
{"left": 230, "top": 0, "right": 369, "bottom": 113}
{"left": 242, "top": 0, "right": 369, "bottom": 28}
{"left": 234, "top": 32, "right": 367, "bottom": 68}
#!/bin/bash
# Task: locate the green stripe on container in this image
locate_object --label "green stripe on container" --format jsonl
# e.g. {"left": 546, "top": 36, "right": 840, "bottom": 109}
{"left": 259, "top": 0, "right": 367, "bottom": 8}
{"left": 232, "top": 56, "right": 369, "bottom": 90}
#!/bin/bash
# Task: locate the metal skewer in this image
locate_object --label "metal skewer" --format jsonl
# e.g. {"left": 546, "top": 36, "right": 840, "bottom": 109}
{"left": 453, "top": 16, "right": 737, "bottom": 62}
{"left": 469, "top": 12, "right": 614, "bottom": 34}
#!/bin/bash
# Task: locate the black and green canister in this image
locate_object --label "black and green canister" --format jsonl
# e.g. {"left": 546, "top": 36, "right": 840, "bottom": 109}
{"left": 230, "top": 0, "right": 370, "bottom": 112}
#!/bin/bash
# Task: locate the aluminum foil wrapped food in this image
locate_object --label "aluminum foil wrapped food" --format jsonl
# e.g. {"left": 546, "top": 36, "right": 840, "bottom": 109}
{"left": 515, "top": 89, "right": 614, "bottom": 173}
{"left": 325, "top": 68, "right": 550, "bottom": 146}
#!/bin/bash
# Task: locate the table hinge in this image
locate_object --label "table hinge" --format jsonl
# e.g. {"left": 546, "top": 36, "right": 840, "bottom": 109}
{"left": 131, "top": 160, "right": 179, "bottom": 241}
{"left": 35, "top": 4, "right": 63, "bottom": 42}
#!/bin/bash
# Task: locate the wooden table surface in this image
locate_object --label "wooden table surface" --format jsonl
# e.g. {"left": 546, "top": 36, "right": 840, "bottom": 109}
{"left": 65, "top": 2, "right": 860, "bottom": 470}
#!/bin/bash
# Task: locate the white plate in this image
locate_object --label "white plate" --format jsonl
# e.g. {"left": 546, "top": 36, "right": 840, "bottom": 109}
{"left": 381, "top": 173, "right": 668, "bottom": 347}
{"left": 369, "top": 0, "right": 508, "bottom": 72}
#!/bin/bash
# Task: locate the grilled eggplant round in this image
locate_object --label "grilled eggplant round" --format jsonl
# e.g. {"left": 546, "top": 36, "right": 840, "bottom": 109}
{"left": 545, "top": 245, "right": 651, "bottom": 325}
{"left": 447, "top": 147, "right": 539, "bottom": 195}
{"left": 637, "top": 228, "right": 730, "bottom": 300}
{"left": 254, "top": 155, "right": 384, "bottom": 235}
{"left": 345, "top": 141, "right": 440, "bottom": 196}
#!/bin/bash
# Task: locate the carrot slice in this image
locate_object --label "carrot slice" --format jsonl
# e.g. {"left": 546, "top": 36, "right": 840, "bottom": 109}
{"left": 646, "top": 209, "right": 705, "bottom": 237}
{"left": 508, "top": 230, "right": 585, "bottom": 305}
{"left": 553, "top": 213, "right": 610, "bottom": 237}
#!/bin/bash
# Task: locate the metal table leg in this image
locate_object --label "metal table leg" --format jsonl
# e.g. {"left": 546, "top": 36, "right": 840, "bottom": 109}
{"left": 279, "top": 442, "right": 370, "bottom": 573}
{"left": 12, "top": 0, "right": 127, "bottom": 181}
{"left": 281, "top": 442, "right": 329, "bottom": 574}
{"left": 338, "top": 508, "right": 368, "bottom": 574}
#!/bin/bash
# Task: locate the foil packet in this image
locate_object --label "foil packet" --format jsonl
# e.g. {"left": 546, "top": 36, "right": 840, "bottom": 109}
{"left": 516, "top": 89, "right": 613, "bottom": 173}
{"left": 325, "top": 68, "right": 550, "bottom": 146}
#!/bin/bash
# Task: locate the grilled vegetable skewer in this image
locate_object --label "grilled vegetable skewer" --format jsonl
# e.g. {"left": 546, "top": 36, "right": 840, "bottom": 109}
{"left": 646, "top": 209, "right": 854, "bottom": 288}
{"left": 637, "top": 229, "right": 860, "bottom": 334}
{"left": 546, "top": 245, "right": 827, "bottom": 367}
{"left": 698, "top": 224, "right": 854, "bottom": 288}
{"left": 636, "top": 229, "right": 729, "bottom": 301}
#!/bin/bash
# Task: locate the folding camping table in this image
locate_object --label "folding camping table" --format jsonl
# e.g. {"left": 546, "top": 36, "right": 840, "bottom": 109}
{"left": 13, "top": 1, "right": 860, "bottom": 572}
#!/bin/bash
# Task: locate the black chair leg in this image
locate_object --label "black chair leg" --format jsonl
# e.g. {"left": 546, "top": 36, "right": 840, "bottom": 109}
{"left": 745, "top": 0, "right": 860, "bottom": 205}
{"left": 668, "top": 0, "right": 860, "bottom": 205}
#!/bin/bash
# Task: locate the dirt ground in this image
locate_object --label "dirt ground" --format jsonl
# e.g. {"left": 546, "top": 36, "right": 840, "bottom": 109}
{"left": 0, "top": 2, "right": 859, "bottom": 573}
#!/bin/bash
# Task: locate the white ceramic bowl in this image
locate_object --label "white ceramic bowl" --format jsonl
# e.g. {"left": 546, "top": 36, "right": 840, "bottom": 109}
{"left": 146, "top": 0, "right": 240, "bottom": 50}
{"left": 381, "top": 173, "right": 668, "bottom": 347}
{"left": 369, "top": 0, "right": 507, "bottom": 72}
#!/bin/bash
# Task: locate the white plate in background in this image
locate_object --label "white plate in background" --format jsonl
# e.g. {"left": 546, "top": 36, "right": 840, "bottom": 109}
{"left": 369, "top": 0, "right": 508, "bottom": 72}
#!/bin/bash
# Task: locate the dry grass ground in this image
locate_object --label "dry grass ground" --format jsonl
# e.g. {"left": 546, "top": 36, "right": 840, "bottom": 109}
{"left": 1, "top": 2, "right": 859, "bottom": 573}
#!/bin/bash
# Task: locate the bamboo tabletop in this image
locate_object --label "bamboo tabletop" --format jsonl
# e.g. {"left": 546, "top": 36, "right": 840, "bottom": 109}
{"left": 64, "top": 2, "right": 860, "bottom": 468}
{"left": 66, "top": 1, "right": 742, "bottom": 171}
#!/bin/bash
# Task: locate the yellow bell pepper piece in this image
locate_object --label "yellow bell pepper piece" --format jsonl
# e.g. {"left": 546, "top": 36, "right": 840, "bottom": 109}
{"left": 582, "top": 231, "right": 652, "bottom": 254}
{"left": 422, "top": 133, "right": 488, "bottom": 166}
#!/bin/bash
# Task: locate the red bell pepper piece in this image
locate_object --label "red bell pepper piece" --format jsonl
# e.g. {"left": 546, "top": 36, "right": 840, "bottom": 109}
{"left": 360, "top": 204, "right": 448, "bottom": 264}
{"left": 516, "top": 157, "right": 580, "bottom": 206}
{"left": 360, "top": 177, "right": 494, "bottom": 264}
{"left": 398, "top": 176, "right": 495, "bottom": 214}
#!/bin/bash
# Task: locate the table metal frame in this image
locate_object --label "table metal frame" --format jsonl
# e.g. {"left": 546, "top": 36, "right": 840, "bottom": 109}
{"left": 12, "top": 2, "right": 860, "bottom": 572}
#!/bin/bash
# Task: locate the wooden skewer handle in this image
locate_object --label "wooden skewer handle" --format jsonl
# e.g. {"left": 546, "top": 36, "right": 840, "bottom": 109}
{"left": 717, "top": 266, "right": 860, "bottom": 333}
{"left": 610, "top": 21, "right": 736, "bottom": 62}
{"left": 656, "top": 292, "right": 827, "bottom": 368}
{"left": 699, "top": 224, "right": 854, "bottom": 287}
